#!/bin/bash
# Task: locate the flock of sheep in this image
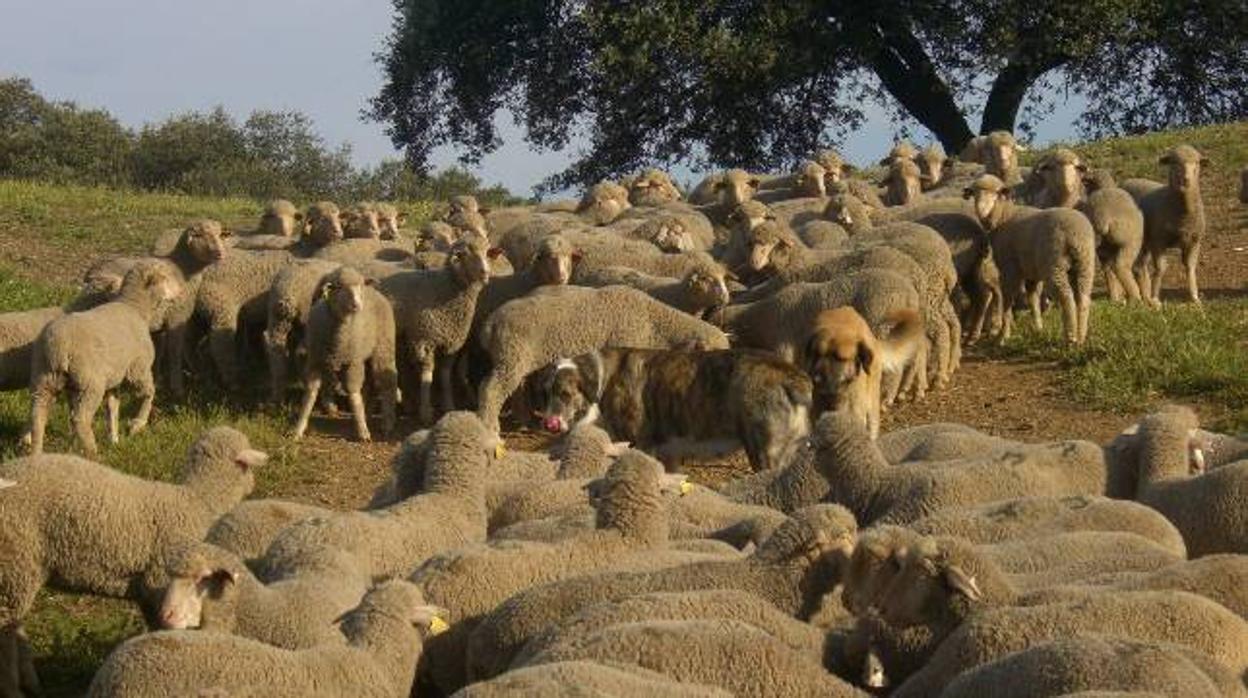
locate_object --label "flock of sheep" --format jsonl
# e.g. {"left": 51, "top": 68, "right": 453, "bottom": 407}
{"left": 0, "top": 129, "right": 1246, "bottom": 697}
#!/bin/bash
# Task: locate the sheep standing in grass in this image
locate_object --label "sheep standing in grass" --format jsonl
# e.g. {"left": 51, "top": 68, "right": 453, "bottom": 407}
{"left": 292, "top": 266, "right": 397, "bottom": 442}
{"left": 0, "top": 428, "right": 265, "bottom": 697}
{"left": 27, "top": 261, "right": 182, "bottom": 456}
{"left": 963, "top": 175, "right": 1095, "bottom": 344}
{"left": 1121, "top": 144, "right": 1208, "bottom": 305}
{"left": 475, "top": 284, "right": 729, "bottom": 433}
{"left": 86, "top": 581, "right": 443, "bottom": 698}
{"left": 1080, "top": 169, "right": 1145, "bottom": 302}
{"left": 263, "top": 258, "right": 342, "bottom": 403}
{"left": 380, "top": 236, "right": 492, "bottom": 424}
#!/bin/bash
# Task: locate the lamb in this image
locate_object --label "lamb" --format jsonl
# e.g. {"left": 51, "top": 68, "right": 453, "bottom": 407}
{"left": 755, "top": 161, "right": 828, "bottom": 203}
{"left": 963, "top": 174, "right": 1095, "bottom": 344}
{"left": 1031, "top": 148, "right": 1087, "bottom": 208}
{"left": 206, "top": 499, "right": 335, "bottom": 564}
{"left": 876, "top": 423, "right": 1014, "bottom": 463}
{"left": 0, "top": 427, "right": 265, "bottom": 697}
{"left": 1131, "top": 405, "right": 1248, "bottom": 556}
{"left": 292, "top": 266, "right": 397, "bottom": 442}
{"left": 1120, "top": 144, "right": 1208, "bottom": 304}
{"left": 1080, "top": 169, "right": 1146, "bottom": 302}
{"left": 968, "top": 130, "right": 1027, "bottom": 185}
{"left": 474, "top": 284, "right": 729, "bottom": 433}
{"left": 572, "top": 261, "right": 732, "bottom": 317}
{"left": 257, "top": 199, "right": 303, "bottom": 238}
{"left": 86, "top": 581, "right": 444, "bottom": 698}
{"left": 375, "top": 202, "right": 406, "bottom": 239}
{"left": 27, "top": 261, "right": 183, "bottom": 456}
{"left": 688, "top": 168, "right": 762, "bottom": 219}
{"left": 915, "top": 144, "right": 952, "bottom": 190}
{"left": 379, "top": 236, "right": 492, "bottom": 424}
{"left": 575, "top": 181, "right": 633, "bottom": 225}
{"left": 880, "top": 158, "right": 925, "bottom": 206}
{"left": 194, "top": 203, "right": 345, "bottom": 388}
{"left": 343, "top": 202, "right": 383, "bottom": 239}
{"left": 259, "top": 412, "right": 497, "bottom": 583}
{"left": 464, "top": 504, "right": 858, "bottom": 682}
{"left": 814, "top": 150, "right": 886, "bottom": 209}
{"left": 626, "top": 168, "right": 684, "bottom": 206}
{"left": 453, "top": 660, "right": 732, "bottom": 697}
{"left": 154, "top": 542, "right": 370, "bottom": 650}
{"left": 885, "top": 590, "right": 1248, "bottom": 698}
{"left": 908, "top": 495, "right": 1187, "bottom": 559}
{"left": 263, "top": 258, "right": 342, "bottom": 402}
{"left": 938, "top": 634, "right": 1241, "bottom": 698}
{"left": 410, "top": 450, "right": 688, "bottom": 692}
{"left": 810, "top": 411, "right": 1109, "bottom": 524}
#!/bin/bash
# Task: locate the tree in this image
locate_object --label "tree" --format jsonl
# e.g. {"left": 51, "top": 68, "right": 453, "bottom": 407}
{"left": 131, "top": 107, "right": 247, "bottom": 192}
{"left": 371, "top": 0, "right": 1248, "bottom": 190}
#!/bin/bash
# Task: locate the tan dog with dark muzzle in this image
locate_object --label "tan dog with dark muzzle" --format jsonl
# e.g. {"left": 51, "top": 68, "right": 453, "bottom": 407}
{"left": 804, "top": 306, "right": 923, "bottom": 439}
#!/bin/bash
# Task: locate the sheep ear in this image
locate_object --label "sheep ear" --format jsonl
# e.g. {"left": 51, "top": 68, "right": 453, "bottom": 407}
{"left": 999, "top": 187, "right": 1013, "bottom": 200}
{"left": 572, "top": 250, "right": 584, "bottom": 263}
{"left": 1199, "top": 157, "right": 1210, "bottom": 167}
{"left": 855, "top": 341, "right": 874, "bottom": 376}
{"left": 713, "top": 180, "right": 728, "bottom": 191}
{"left": 943, "top": 566, "right": 983, "bottom": 601}
{"left": 877, "top": 157, "right": 893, "bottom": 167}
{"left": 1076, "top": 164, "right": 1088, "bottom": 173}
{"left": 748, "top": 177, "right": 761, "bottom": 188}
{"left": 364, "top": 277, "right": 376, "bottom": 286}
{"left": 1158, "top": 154, "right": 1172, "bottom": 165}
{"left": 293, "top": 212, "right": 304, "bottom": 222}
{"left": 478, "top": 205, "right": 492, "bottom": 215}
{"left": 234, "top": 448, "right": 269, "bottom": 471}
{"left": 961, "top": 187, "right": 974, "bottom": 200}
{"left": 487, "top": 247, "right": 504, "bottom": 259}
{"left": 724, "top": 269, "right": 739, "bottom": 282}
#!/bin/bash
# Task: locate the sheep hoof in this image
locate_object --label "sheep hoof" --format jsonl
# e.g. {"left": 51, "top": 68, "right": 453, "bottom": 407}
{"left": 357, "top": 432, "right": 372, "bottom": 443}
{"left": 127, "top": 419, "right": 148, "bottom": 436}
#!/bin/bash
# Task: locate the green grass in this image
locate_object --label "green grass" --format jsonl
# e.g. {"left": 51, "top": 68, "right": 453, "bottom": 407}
{"left": 987, "top": 299, "right": 1248, "bottom": 432}
{"left": 0, "top": 265, "right": 75, "bottom": 311}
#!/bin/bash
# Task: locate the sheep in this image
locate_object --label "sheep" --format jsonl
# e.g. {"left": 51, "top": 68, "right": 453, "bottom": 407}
{"left": 915, "top": 144, "right": 952, "bottom": 190}
{"left": 375, "top": 202, "right": 406, "bottom": 240}
{"left": 1120, "top": 144, "right": 1208, "bottom": 304}
{"left": 755, "top": 161, "right": 828, "bottom": 203}
{"left": 572, "top": 262, "right": 732, "bottom": 318}
{"left": 797, "top": 219, "right": 850, "bottom": 249}
{"left": 810, "top": 411, "right": 1110, "bottom": 524}
{"left": 453, "top": 660, "right": 733, "bottom": 697}
{"left": 86, "top": 581, "right": 444, "bottom": 698}
{"left": 263, "top": 258, "right": 342, "bottom": 403}
{"left": 970, "top": 130, "right": 1027, "bottom": 185}
{"left": 627, "top": 168, "right": 684, "bottom": 206}
{"left": 257, "top": 199, "right": 303, "bottom": 238}
{"left": 1080, "top": 169, "right": 1146, "bottom": 302}
{"left": 885, "top": 591, "right": 1248, "bottom": 698}
{"left": 908, "top": 495, "right": 1187, "bottom": 559}
{"left": 194, "top": 205, "right": 344, "bottom": 389}
{"left": 0, "top": 427, "right": 266, "bottom": 697}
{"left": 1131, "top": 405, "right": 1248, "bottom": 556}
{"left": 27, "top": 261, "right": 183, "bottom": 456}
{"left": 575, "top": 181, "right": 633, "bottom": 225}
{"left": 343, "top": 202, "right": 384, "bottom": 239}
{"left": 292, "top": 266, "right": 397, "bottom": 442}
{"left": 0, "top": 307, "right": 68, "bottom": 400}
{"left": 938, "top": 634, "right": 1241, "bottom": 698}
{"left": 963, "top": 174, "right": 1095, "bottom": 344}
{"left": 1031, "top": 148, "right": 1087, "bottom": 208}
{"left": 876, "top": 423, "right": 1014, "bottom": 463}
{"left": 814, "top": 150, "right": 885, "bottom": 209}
{"left": 519, "top": 618, "right": 868, "bottom": 698}
{"left": 880, "top": 158, "right": 925, "bottom": 206}
{"left": 205, "top": 499, "right": 333, "bottom": 564}
{"left": 411, "top": 450, "right": 688, "bottom": 692}
{"left": 379, "top": 236, "right": 492, "bottom": 424}
{"left": 259, "top": 412, "right": 498, "bottom": 583}
{"left": 154, "top": 541, "right": 370, "bottom": 650}
{"left": 464, "top": 504, "right": 858, "bottom": 682}
{"left": 474, "top": 284, "right": 729, "bottom": 433}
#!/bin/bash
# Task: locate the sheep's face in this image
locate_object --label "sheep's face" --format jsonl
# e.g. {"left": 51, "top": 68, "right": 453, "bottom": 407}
{"left": 629, "top": 170, "right": 681, "bottom": 206}
{"left": 449, "top": 239, "right": 492, "bottom": 285}
{"left": 716, "top": 169, "right": 760, "bottom": 206}
{"left": 417, "top": 222, "right": 456, "bottom": 252}
{"left": 449, "top": 195, "right": 480, "bottom": 215}
{"left": 533, "top": 239, "right": 576, "bottom": 285}
{"left": 747, "top": 239, "right": 781, "bottom": 272}
{"left": 876, "top": 550, "right": 983, "bottom": 628}
{"left": 984, "top": 143, "right": 1018, "bottom": 179}
{"left": 125, "top": 263, "right": 184, "bottom": 310}
{"left": 963, "top": 178, "right": 1008, "bottom": 228}
{"left": 305, "top": 203, "right": 345, "bottom": 246}
{"left": 376, "top": 204, "right": 404, "bottom": 240}
{"left": 158, "top": 567, "right": 237, "bottom": 630}
{"left": 540, "top": 360, "right": 593, "bottom": 434}
{"left": 447, "top": 210, "right": 490, "bottom": 240}
{"left": 916, "top": 150, "right": 948, "bottom": 188}
{"left": 814, "top": 150, "right": 853, "bottom": 185}
{"left": 1162, "top": 147, "right": 1205, "bottom": 192}
{"left": 184, "top": 220, "right": 230, "bottom": 263}
{"left": 325, "top": 274, "right": 371, "bottom": 318}
{"left": 343, "top": 205, "right": 383, "bottom": 240}
{"left": 823, "top": 195, "right": 860, "bottom": 229}
{"left": 1082, "top": 169, "right": 1116, "bottom": 194}
{"left": 726, "top": 203, "right": 774, "bottom": 238}
{"left": 683, "top": 268, "right": 731, "bottom": 311}
{"left": 883, "top": 160, "right": 923, "bottom": 205}
{"left": 578, "top": 182, "right": 631, "bottom": 225}
{"left": 644, "top": 218, "right": 693, "bottom": 253}
{"left": 795, "top": 162, "right": 828, "bottom": 198}
{"left": 1037, "top": 151, "right": 1086, "bottom": 201}
{"left": 843, "top": 535, "right": 909, "bottom": 615}
{"left": 258, "top": 200, "right": 302, "bottom": 237}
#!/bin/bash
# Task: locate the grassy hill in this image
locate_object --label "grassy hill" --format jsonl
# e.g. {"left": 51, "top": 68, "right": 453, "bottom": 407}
{"left": 0, "top": 122, "right": 1245, "bottom": 695}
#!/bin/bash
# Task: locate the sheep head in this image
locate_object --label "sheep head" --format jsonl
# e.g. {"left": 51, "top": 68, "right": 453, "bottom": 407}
{"left": 794, "top": 160, "right": 829, "bottom": 198}
{"left": 714, "top": 168, "right": 761, "bottom": 207}
{"left": 745, "top": 221, "right": 795, "bottom": 272}
{"left": 375, "top": 202, "right": 405, "bottom": 240}
{"left": 1035, "top": 148, "right": 1087, "bottom": 205}
{"left": 322, "top": 266, "right": 372, "bottom": 318}
{"left": 874, "top": 535, "right": 986, "bottom": 629}
{"left": 158, "top": 542, "right": 242, "bottom": 630}
{"left": 533, "top": 233, "right": 577, "bottom": 285}
{"left": 962, "top": 175, "right": 1011, "bottom": 230}
{"left": 258, "top": 199, "right": 302, "bottom": 237}
{"left": 1160, "top": 144, "right": 1207, "bottom": 192}
{"left": 181, "top": 219, "right": 230, "bottom": 264}
{"left": 304, "top": 201, "right": 345, "bottom": 246}
{"left": 447, "top": 235, "right": 492, "bottom": 286}
{"left": 343, "top": 202, "right": 383, "bottom": 239}
{"left": 577, "top": 181, "right": 631, "bottom": 225}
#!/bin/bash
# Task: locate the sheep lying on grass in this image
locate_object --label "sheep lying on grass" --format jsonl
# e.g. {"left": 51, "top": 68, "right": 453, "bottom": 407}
{"left": 0, "top": 428, "right": 266, "bottom": 697}
{"left": 28, "top": 260, "right": 183, "bottom": 456}
{"left": 87, "top": 581, "right": 443, "bottom": 698}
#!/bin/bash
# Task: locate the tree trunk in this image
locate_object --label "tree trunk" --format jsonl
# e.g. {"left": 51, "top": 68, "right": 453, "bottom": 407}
{"left": 980, "top": 55, "right": 1069, "bottom": 134}
{"left": 860, "top": 16, "right": 976, "bottom": 154}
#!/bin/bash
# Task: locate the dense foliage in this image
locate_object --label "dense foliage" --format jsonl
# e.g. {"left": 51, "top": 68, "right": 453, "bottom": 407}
{"left": 371, "top": 0, "right": 1248, "bottom": 190}
{"left": 0, "top": 77, "right": 517, "bottom": 204}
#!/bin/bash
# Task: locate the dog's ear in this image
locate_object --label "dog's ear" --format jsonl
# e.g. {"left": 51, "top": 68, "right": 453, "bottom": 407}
{"left": 855, "top": 340, "right": 874, "bottom": 376}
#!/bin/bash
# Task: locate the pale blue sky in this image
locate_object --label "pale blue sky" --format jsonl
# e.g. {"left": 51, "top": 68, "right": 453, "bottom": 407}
{"left": 1, "top": 0, "right": 1086, "bottom": 195}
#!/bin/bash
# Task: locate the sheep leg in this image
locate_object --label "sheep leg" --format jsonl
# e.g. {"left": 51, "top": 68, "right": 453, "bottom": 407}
{"left": 1048, "top": 268, "right": 1080, "bottom": 344}
{"left": 1149, "top": 250, "right": 1168, "bottom": 306}
{"left": 998, "top": 280, "right": 1021, "bottom": 344}
{"left": 1103, "top": 263, "right": 1123, "bottom": 302}
{"left": 1182, "top": 242, "right": 1201, "bottom": 304}
{"left": 263, "top": 324, "right": 292, "bottom": 404}
{"left": 1025, "top": 281, "right": 1044, "bottom": 332}
{"left": 0, "top": 626, "right": 20, "bottom": 698}
{"left": 437, "top": 356, "right": 456, "bottom": 413}
{"left": 477, "top": 366, "right": 523, "bottom": 434}
{"left": 206, "top": 308, "right": 241, "bottom": 389}
{"left": 128, "top": 368, "right": 156, "bottom": 435}
{"left": 371, "top": 358, "right": 398, "bottom": 438}
{"left": 944, "top": 301, "right": 962, "bottom": 374}
{"left": 293, "top": 372, "right": 322, "bottom": 440}
{"left": 927, "top": 313, "right": 951, "bottom": 390}
{"left": 163, "top": 324, "right": 189, "bottom": 400}
{"left": 881, "top": 368, "right": 902, "bottom": 407}
{"left": 344, "top": 363, "right": 371, "bottom": 442}
{"left": 1111, "top": 251, "right": 1141, "bottom": 303}
{"left": 70, "top": 382, "right": 105, "bottom": 459}
{"left": 106, "top": 392, "right": 121, "bottom": 444}
{"left": 26, "top": 376, "right": 56, "bottom": 456}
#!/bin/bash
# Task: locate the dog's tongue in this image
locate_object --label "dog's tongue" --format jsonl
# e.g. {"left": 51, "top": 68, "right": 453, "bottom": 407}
{"left": 543, "top": 416, "right": 564, "bottom": 434}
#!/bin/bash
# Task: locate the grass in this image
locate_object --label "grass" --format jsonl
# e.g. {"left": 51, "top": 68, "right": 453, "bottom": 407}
{"left": 986, "top": 299, "right": 1248, "bottom": 432}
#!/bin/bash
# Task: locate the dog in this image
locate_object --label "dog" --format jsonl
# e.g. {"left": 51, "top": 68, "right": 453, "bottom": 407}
{"left": 537, "top": 346, "right": 812, "bottom": 472}
{"left": 804, "top": 306, "right": 924, "bottom": 439}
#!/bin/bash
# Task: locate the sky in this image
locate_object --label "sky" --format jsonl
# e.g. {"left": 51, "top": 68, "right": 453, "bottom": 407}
{"left": 2, "top": 0, "right": 1086, "bottom": 196}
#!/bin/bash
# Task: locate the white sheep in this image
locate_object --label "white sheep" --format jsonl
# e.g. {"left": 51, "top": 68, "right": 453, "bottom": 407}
{"left": 1121, "top": 144, "right": 1208, "bottom": 304}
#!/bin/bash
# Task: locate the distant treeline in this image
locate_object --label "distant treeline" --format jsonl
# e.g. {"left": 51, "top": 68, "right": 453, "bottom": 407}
{"left": 0, "top": 77, "right": 518, "bottom": 205}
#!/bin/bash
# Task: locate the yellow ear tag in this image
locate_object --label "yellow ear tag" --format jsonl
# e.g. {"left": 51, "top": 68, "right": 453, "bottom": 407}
{"left": 429, "top": 616, "right": 450, "bottom": 636}
{"left": 494, "top": 443, "right": 507, "bottom": 459}
{"left": 679, "top": 480, "right": 693, "bottom": 496}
